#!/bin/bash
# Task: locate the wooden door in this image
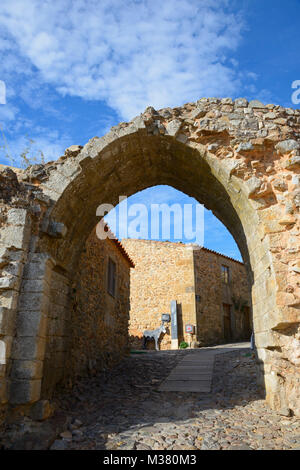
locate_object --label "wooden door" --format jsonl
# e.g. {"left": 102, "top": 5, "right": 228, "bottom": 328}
{"left": 243, "top": 306, "right": 251, "bottom": 339}
{"left": 223, "top": 303, "right": 232, "bottom": 342}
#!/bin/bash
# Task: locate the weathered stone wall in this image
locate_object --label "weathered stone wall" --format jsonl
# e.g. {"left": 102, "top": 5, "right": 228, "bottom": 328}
{"left": 0, "top": 167, "right": 50, "bottom": 423}
{"left": 122, "top": 239, "right": 251, "bottom": 349}
{"left": 122, "top": 239, "right": 196, "bottom": 349}
{"left": 40, "top": 267, "right": 70, "bottom": 398}
{"left": 193, "top": 248, "right": 251, "bottom": 345}
{"left": 41, "top": 228, "right": 132, "bottom": 398}
{"left": 0, "top": 96, "right": 299, "bottom": 418}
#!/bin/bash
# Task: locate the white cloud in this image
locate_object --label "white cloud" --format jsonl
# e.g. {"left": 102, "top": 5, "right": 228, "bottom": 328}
{"left": 0, "top": 0, "right": 244, "bottom": 120}
{"left": 0, "top": 128, "right": 70, "bottom": 167}
{"left": 0, "top": 102, "right": 18, "bottom": 122}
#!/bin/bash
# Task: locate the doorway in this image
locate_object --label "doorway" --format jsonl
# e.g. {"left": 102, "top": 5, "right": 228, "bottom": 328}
{"left": 223, "top": 303, "right": 232, "bottom": 342}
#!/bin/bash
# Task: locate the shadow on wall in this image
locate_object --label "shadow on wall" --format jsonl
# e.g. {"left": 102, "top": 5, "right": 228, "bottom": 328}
{"left": 177, "top": 303, "right": 184, "bottom": 345}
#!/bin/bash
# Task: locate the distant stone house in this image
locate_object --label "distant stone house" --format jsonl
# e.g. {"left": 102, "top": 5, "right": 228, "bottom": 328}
{"left": 121, "top": 239, "right": 252, "bottom": 350}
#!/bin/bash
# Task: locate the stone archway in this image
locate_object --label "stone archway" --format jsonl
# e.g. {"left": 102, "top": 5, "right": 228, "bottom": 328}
{"left": 0, "top": 97, "right": 299, "bottom": 417}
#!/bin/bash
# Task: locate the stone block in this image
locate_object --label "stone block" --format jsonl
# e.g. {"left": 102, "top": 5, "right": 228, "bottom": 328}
{"left": 0, "top": 274, "right": 21, "bottom": 291}
{"left": 41, "top": 171, "right": 73, "bottom": 200}
{"left": 49, "top": 290, "right": 69, "bottom": 308}
{"left": 2, "top": 259, "right": 25, "bottom": 278}
{"left": 18, "top": 291, "right": 49, "bottom": 312}
{"left": 0, "top": 378, "right": 8, "bottom": 404}
{"left": 0, "top": 224, "right": 31, "bottom": 250}
{"left": 23, "top": 258, "right": 49, "bottom": 280}
{"left": 11, "top": 336, "right": 46, "bottom": 361}
{"left": 0, "top": 307, "right": 16, "bottom": 335}
{"left": 43, "top": 220, "right": 67, "bottom": 239}
{"left": 51, "top": 337, "right": 67, "bottom": 353}
{"left": 64, "top": 145, "right": 83, "bottom": 158}
{"left": 244, "top": 176, "right": 262, "bottom": 198}
{"left": 16, "top": 310, "right": 48, "bottom": 338}
{"left": 21, "top": 279, "right": 50, "bottom": 295}
{"left": 50, "top": 277, "right": 69, "bottom": 294}
{"left": 47, "top": 316, "right": 67, "bottom": 338}
{"left": 11, "top": 360, "right": 44, "bottom": 380}
{"left": 236, "top": 142, "right": 254, "bottom": 152}
{"left": 9, "top": 379, "right": 41, "bottom": 405}
{"left": 6, "top": 208, "right": 28, "bottom": 226}
{"left": 0, "top": 363, "right": 6, "bottom": 378}
{"left": 276, "top": 139, "right": 299, "bottom": 154}
{"left": 29, "top": 399, "right": 53, "bottom": 421}
{"left": 0, "top": 335, "right": 13, "bottom": 364}
{"left": 166, "top": 119, "right": 182, "bottom": 136}
{"left": 284, "top": 155, "right": 300, "bottom": 169}
{"left": 49, "top": 302, "right": 67, "bottom": 319}
{"left": 235, "top": 98, "right": 248, "bottom": 107}
{"left": 255, "top": 330, "right": 277, "bottom": 349}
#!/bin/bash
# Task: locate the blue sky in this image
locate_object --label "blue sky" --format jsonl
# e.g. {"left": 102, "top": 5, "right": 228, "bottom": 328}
{"left": 104, "top": 185, "right": 241, "bottom": 260}
{"left": 0, "top": 0, "right": 299, "bottom": 261}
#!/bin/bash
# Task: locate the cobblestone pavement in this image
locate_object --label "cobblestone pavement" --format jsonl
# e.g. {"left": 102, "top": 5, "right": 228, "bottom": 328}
{"left": 46, "top": 345, "right": 300, "bottom": 450}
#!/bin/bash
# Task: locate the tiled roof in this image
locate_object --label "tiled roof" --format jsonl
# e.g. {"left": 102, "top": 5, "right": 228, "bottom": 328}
{"left": 121, "top": 238, "right": 244, "bottom": 266}
{"left": 199, "top": 246, "right": 244, "bottom": 266}
{"left": 103, "top": 225, "right": 135, "bottom": 268}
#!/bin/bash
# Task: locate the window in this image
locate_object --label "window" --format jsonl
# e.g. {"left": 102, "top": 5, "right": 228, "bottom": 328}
{"left": 107, "top": 258, "right": 116, "bottom": 297}
{"left": 221, "top": 265, "right": 229, "bottom": 284}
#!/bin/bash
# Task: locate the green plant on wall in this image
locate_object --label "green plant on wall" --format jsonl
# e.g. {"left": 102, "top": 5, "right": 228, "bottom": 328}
{"left": 179, "top": 341, "right": 188, "bottom": 349}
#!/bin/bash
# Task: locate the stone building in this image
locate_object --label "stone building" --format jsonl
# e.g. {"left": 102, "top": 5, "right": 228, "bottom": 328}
{"left": 1, "top": 223, "right": 133, "bottom": 423}
{"left": 44, "top": 226, "right": 134, "bottom": 397}
{"left": 122, "top": 239, "right": 252, "bottom": 349}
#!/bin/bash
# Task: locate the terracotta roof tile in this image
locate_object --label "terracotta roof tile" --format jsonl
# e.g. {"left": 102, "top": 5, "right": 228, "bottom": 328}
{"left": 103, "top": 225, "right": 135, "bottom": 268}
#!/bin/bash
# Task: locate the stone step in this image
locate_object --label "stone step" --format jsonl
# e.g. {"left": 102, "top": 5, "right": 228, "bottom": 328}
{"left": 167, "top": 375, "right": 212, "bottom": 381}
{"left": 159, "top": 380, "right": 211, "bottom": 392}
{"left": 158, "top": 349, "right": 217, "bottom": 393}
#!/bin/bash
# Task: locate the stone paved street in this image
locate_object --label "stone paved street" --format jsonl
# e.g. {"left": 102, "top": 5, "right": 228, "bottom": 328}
{"left": 46, "top": 344, "right": 300, "bottom": 451}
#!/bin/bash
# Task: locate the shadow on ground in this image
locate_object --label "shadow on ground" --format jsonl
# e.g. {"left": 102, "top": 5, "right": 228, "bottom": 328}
{"left": 55, "top": 344, "right": 264, "bottom": 450}
{"left": 1, "top": 343, "right": 270, "bottom": 450}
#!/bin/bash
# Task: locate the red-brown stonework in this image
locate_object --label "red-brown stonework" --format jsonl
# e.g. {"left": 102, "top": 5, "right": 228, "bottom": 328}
{"left": 122, "top": 239, "right": 251, "bottom": 350}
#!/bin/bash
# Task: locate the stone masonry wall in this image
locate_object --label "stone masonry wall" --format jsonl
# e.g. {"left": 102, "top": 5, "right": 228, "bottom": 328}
{"left": 41, "top": 228, "right": 132, "bottom": 398}
{"left": 122, "top": 239, "right": 196, "bottom": 349}
{"left": 193, "top": 248, "right": 251, "bottom": 345}
{"left": 0, "top": 95, "right": 299, "bottom": 417}
{"left": 122, "top": 239, "right": 251, "bottom": 349}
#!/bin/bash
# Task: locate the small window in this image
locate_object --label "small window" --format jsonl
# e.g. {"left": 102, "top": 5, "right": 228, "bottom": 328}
{"left": 221, "top": 265, "right": 229, "bottom": 284}
{"left": 107, "top": 258, "right": 116, "bottom": 297}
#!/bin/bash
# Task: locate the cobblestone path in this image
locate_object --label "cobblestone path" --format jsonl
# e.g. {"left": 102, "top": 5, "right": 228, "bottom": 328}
{"left": 46, "top": 344, "right": 300, "bottom": 450}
